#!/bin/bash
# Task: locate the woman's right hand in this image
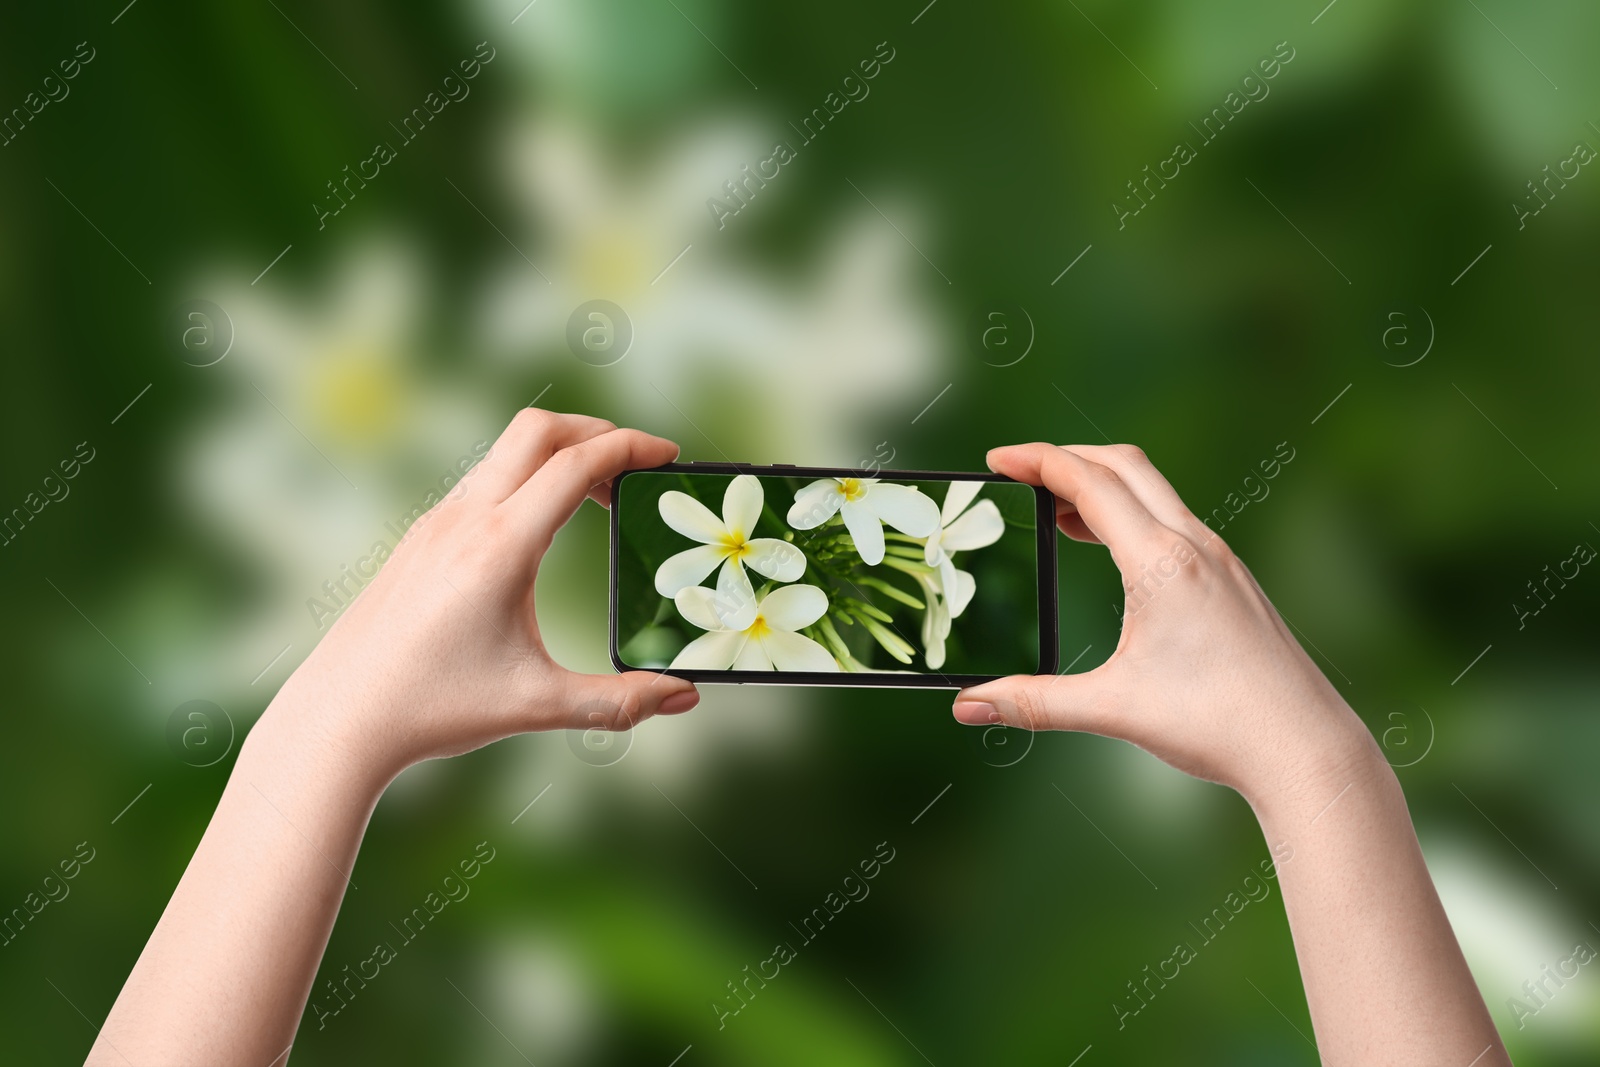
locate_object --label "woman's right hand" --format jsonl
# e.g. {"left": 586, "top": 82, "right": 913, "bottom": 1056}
{"left": 952, "top": 442, "right": 1380, "bottom": 811}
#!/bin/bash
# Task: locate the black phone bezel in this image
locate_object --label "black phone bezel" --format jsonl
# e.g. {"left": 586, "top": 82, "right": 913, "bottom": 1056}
{"left": 608, "top": 461, "right": 1059, "bottom": 689}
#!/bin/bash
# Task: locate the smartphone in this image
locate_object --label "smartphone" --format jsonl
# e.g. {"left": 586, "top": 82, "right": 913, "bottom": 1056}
{"left": 609, "top": 462, "right": 1058, "bottom": 688}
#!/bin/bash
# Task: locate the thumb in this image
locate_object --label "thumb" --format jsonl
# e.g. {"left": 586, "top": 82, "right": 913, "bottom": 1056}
{"left": 559, "top": 671, "right": 700, "bottom": 732}
{"left": 952, "top": 670, "right": 1118, "bottom": 736}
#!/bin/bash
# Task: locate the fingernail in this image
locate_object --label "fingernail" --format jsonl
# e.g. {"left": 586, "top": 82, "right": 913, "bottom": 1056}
{"left": 659, "top": 690, "right": 699, "bottom": 715}
{"left": 952, "top": 700, "right": 998, "bottom": 725}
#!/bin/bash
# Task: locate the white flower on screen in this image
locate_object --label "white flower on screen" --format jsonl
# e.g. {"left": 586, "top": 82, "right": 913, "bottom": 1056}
{"left": 922, "top": 481, "right": 1004, "bottom": 619}
{"left": 655, "top": 475, "right": 804, "bottom": 608}
{"left": 912, "top": 571, "right": 954, "bottom": 671}
{"left": 786, "top": 478, "right": 939, "bottom": 565}
{"left": 670, "top": 583, "right": 838, "bottom": 672}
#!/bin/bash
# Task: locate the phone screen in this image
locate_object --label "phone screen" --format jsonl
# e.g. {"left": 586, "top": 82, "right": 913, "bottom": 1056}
{"left": 611, "top": 465, "right": 1055, "bottom": 685}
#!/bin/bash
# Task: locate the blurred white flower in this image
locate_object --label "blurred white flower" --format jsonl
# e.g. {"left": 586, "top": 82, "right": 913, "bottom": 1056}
{"left": 670, "top": 583, "right": 836, "bottom": 671}
{"left": 167, "top": 237, "right": 498, "bottom": 701}
{"left": 788, "top": 478, "right": 939, "bottom": 565}
{"left": 654, "top": 475, "right": 803, "bottom": 610}
{"left": 1429, "top": 835, "right": 1600, "bottom": 1043}
{"left": 478, "top": 116, "right": 943, "bottom": 461}
{"left": 485, "top": 933, "right": 599, "bottom": 1063}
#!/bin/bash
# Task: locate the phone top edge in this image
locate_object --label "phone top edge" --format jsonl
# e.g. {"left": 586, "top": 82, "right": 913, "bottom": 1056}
{"left": 616, "top": 461, "right": 1023, "bottom": 482}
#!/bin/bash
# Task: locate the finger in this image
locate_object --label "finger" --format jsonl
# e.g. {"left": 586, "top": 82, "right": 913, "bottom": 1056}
{"left": 583, "top": 472, "right": 626, "bottom": 511}
{"left": 472, "top": 408, "right": 618, "bottom": 504}
{"left": 950, "top": 668, "right": 1120, "bottom": 737}
{"left": 988, "top": 443, "right": 1179, "bottom": 573}
{"left": 1053, "top": 498, "right": 1102, "bottom": 544}
{"left": 1059, "top": 445, "right": 1201, "bottom": 536}
{"left": 558, "top": 671, "right": 699, "bottom": 731}
{"left": 506, "top": 427, "right": 680, "bottom": 551}
{"left": 1060, "top": 447, "right": 1235, "bottom": 558}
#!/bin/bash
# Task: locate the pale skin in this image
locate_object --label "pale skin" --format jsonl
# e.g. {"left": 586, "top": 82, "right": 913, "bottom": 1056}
{"left": 90, "top": 420, "right": 1508, "bottom": 1065}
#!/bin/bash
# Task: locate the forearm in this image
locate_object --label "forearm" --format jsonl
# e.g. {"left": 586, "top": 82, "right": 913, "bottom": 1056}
{"left": 87, "top": 414, "right": 695, "bottom": 1064}
{"left": 1247, "top": 721, "right": 1507, "bottom": 1066}
{"left": 959, "top": 444, "right": 1511, "bottom": 1059}
{"left": 92, "top": 696, "right": 388, "bottom": 1065}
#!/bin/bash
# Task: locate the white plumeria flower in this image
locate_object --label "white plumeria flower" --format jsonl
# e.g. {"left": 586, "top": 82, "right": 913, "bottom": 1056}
{"left": 922, "top": 481, "right": 1005, "bottom": 619}
{"left": 787, "top": 478, "right": 939, "bottom": 566}
{"left": 670, "top": 584, "right": 838, "bottom": 672}
{"left": 655, "top": 475, "right": 804, "bottom": 611}
{"left": 913, "top": 571, "right": 956, "bottom": 671}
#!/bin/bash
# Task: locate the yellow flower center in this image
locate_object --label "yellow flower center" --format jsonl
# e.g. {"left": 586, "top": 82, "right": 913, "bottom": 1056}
{"left": 578, "top": 227, "right": 650, "bottom": 297}
{"left": 748, "top": 614, "right": 771, "bottom": 638}
{"left": 720, "top": 532, "right": 750, "bottom": 560}
{"left": 312, "top": 348, "right": 404, "bottom": 446}
{"left": 838, "top": 478, "right": 866, "bottom": 502}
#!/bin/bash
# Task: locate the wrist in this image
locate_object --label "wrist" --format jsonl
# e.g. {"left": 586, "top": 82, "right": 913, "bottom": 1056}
{"left": 241, "top": 683, "right": 399, "bottom": 808}
{"left": 1237, "top": 700, "right": 1390, "bottom": 830}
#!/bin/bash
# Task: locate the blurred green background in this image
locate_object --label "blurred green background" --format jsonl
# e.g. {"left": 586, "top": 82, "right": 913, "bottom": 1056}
{"left": 3, "top": 0, "right": 1598, "bottom": 1063}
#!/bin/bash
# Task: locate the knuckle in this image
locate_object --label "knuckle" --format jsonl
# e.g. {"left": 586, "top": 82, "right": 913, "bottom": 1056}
{"left": 547, "top": 439, "right": 598, "bottom": 477}
{"left": 1222, "top": 550, "right": 1256, "bottom": 586}
{"left": 477, "top": 507, "right": 514, "bottom": 544}
{"left": 1008, "top": 687, "right": 1049, "bottom": 732}
{"left": 455, "top": 510, "right": 518, "bottom": 570}
{"left": 513, "top": 406, "right": 552, "bottom": 431}
{"left": 1202, "top": 528, "right": 1237, "bottom": 562}
{"left": 607, "top": 427, "right": 642, "bottom": 450}
{"left": 621, "top": 689, "right": 645, "bottom": 728}
{"left": 603, "top": 690, "right": 642, "bottom": 731}
{"left": 1115, "top": 443, "right": 1148, "bottom": 465}
{"left": 1161, "top": 533, "right": 1201, "bottom": 571}
{"left": 1083, "top": 461, "right": 1122, "bottom": 489}
{"left": 559, "top": 428, "right": 631, "bottom": 475}
{"left": 508, "top": 406, "right": 555, "bottom": 443}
